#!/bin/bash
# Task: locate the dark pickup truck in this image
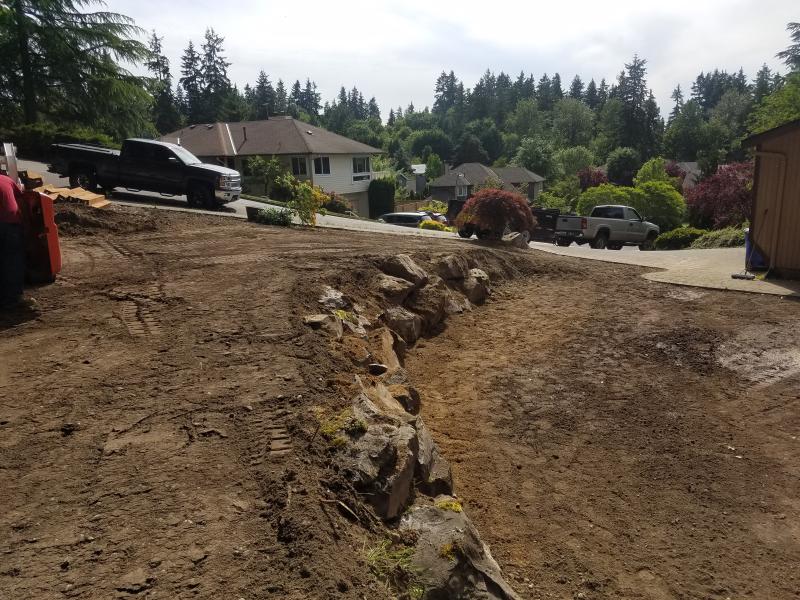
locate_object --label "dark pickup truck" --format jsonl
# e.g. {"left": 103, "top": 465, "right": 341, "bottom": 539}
{"left": 48, "top": 138, "right": 241, "bottom": 208}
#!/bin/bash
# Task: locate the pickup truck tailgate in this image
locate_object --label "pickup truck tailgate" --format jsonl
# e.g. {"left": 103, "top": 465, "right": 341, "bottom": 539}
{"left": 555, "top": 215, "right": 583, "bottom": 232}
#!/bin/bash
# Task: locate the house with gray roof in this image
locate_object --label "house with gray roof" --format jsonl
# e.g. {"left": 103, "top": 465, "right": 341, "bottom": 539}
{"left": 161, "top": 117, "right": 383, "bottom": 215}
{"left": 428, "top": 162, "right": 545, "bottom": 220}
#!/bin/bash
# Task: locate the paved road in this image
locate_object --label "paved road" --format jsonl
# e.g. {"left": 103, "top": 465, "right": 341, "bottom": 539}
{"left": 532, "top": 241, "right": 800, "bottom": 296}
{"left": 18, "top": 159, "right": 456, "bottom": 239}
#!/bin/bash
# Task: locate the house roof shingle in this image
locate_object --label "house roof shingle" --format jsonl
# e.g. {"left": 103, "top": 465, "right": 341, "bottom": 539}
{"left": 160, "top": 117, "right": 383, "bottom": 157}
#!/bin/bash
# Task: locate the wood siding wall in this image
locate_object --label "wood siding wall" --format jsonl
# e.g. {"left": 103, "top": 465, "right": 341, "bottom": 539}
{"left": 752, "top": 132, "right": 800, "bottom": 277}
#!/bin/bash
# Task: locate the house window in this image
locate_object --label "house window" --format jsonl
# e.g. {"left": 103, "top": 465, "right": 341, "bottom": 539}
{"left": 352, "top": 156, "right": 371, "bottom": 181}
{"left": 291, "top": 157, "right": 307, "bottom": 176}
{"left": 456, "top": 184, "right": 468, "bottom": 199}
{"left": 314, "top": 156, "right": 331, "bottom": 175}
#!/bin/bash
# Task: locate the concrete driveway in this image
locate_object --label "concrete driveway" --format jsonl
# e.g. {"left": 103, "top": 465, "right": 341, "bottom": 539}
{"left": 532, "top": 241, "right": 800, "bottom": 297}
{"left": 17, "top": 159, "right": 456, "bottom": 239}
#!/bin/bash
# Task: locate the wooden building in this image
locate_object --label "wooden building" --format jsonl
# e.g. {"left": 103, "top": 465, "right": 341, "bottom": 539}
{"left": 745, "top": 119, "right": 800, "bottom": 279}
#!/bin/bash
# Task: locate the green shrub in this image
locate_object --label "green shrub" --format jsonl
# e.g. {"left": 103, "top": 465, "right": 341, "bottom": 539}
{"left": 323, "top": 195, "right": 350, "bottom": 214}
{"left": 537, "top": 191, "right": 570, "bottom": 213}
{"left": 253, "top": 207, "right": 292, "bottom": 227}
{"left": 271, "top": 172, "right": 300, "bottom": 201}
{"left": 629, "top": 181, "right": 687, "bottom": 233}
{"left": 577, "top": 181, "right": 686, "bottom": 233}
{"left": 690, "top": 227, "right": 746, "bottom": 249}
{"left": 0, "top": 122, "right": 117, "bottom": 158}
{"left": 368, "top": 178, "right": 396, "bottom": 219}
{"left": 654, "top": 226, "right": 709, "bottom": 250}
{"left": 288, "top": 181, "right": 324, "bottom": 226}
{"left": 418, "top": 219, "right": 448, "bottom": 231}
{"left": 246, "top": 155, "right": 285, "bottom": 197}
{"left": 419, "top": 199, "right": 447, "bottom": 213}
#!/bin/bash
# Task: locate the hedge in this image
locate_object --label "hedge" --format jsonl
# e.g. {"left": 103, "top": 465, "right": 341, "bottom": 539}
{"left": 654, "top": 226, "right": 708, "bottom": 250}
{"left": 368, "top": 178, "right": 396, "bottom": 219}
{"left": 690, "top": 227, "right": 746, "bottom": 249}
{"left": 0, "top": 122, "right": 117, "bottom": 159}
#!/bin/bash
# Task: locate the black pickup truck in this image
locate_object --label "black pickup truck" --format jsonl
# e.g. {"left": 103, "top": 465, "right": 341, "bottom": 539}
{"left": 48, "top": 138, "right": 241, "bottom": 208}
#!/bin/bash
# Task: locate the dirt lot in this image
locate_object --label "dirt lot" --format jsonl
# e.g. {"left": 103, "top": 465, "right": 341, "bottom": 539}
{"left": 405, "top": 265, "right": 800, "bottom": 598}
{"left": 2, "top": 204, "right": 799, "bottom": 599}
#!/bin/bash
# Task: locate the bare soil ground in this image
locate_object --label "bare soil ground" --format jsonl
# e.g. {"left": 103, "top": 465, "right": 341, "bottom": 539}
{"left": 405, "top": 263, "right": 800, "bottom": 598}
{"left": 0, "top": 205, "right": 470, "bottom": 599}
{"left": 2, "top": 204, "right": 799, "bottom": 599}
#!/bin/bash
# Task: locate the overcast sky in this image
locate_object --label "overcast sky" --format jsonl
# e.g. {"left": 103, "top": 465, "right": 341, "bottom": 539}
{"left": 113, "top": 0, "right": 795, "bottom": 118}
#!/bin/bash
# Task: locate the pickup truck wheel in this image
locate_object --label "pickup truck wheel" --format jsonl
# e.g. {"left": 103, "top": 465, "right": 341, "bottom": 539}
{"left": 188, "top": 185, "right": 215, "bottom": 210}
{"left": 555, "top": 238, "right": 572, "bottom": 247}
{"left": 69, "top": 170, "right": 97, "bottom": 192}
{"left": 639, "top": 233, "right": 657, "bottom": 251}
{"left": 591, "top": 232, "right": 608, "bottom": 250}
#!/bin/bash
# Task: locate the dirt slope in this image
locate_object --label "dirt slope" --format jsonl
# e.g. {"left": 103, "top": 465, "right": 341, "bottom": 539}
{"left": 405, "top": 267, "right": 800, "bottom": 598}
{"left": 0, "top": 207, "right": 472, "bottom": 599}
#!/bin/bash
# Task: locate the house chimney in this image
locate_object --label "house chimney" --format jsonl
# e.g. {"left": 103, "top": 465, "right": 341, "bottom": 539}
{"left": 242, "top": 126, "right": 247, "bottom": 141}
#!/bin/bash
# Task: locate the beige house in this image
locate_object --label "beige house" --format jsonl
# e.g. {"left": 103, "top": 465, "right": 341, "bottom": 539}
{"left": 161, "top": 117, "right": 383, "bottom": 215}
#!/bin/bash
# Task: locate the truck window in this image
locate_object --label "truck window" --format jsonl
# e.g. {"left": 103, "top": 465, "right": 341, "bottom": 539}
{"left": 626, "top": 208, "right": 643, "bottom": 220}
{"left": 592, "top": 206, "right": 624, "bottom": 219}
{"left": 123, "top": 141, "right": 148, "bottom": 161}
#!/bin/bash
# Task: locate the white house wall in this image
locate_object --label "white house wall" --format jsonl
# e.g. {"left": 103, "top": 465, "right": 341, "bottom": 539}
{"left": 309, "top": 154, "right": 374, "bottom": 196}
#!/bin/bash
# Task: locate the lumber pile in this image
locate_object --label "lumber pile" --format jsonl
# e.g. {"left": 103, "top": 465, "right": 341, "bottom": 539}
{"left": 19, "top": 169, "right": 110, "bottom": 209}
{"left": 33, "top": 183, "right": 110, "bottom": 209}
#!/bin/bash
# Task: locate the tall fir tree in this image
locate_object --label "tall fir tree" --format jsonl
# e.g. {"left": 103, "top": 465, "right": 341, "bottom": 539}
{"left": 569, "top": 75, "right": 584, "bottom": 100}
{"left": 669, "top": 84, "right": 684, "bottom": 122}
{"left": 146, "top": 31, "right": 181, "bottom": 133}
{"left": 179, "top": 41, "right": 203, "bottom": 123}
{"left": 253, "top": 70, "right": 275, "bottom": 119}
{"left": 274, "top": 79, "right": 288, "bottom": 115}
{"left": 585, "top": 79, "right": 599, "bottom": 109}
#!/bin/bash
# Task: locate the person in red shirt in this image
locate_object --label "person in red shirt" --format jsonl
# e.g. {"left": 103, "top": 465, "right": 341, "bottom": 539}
{"left": 0, "top": 171, "right": 25, "bottom": 308}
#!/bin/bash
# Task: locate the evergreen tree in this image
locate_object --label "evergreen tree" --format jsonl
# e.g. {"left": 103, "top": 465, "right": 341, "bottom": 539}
{"left": 669, "top": 84, "right": 684, "bottom": 122}
{"left": 453, "top": 133, "right": 489, "bottom": 166}
{"left": 274, "top": 79, "right": 288, "bottom": 114}
{"left": 585, "top": 79, "right": 599, "bottom": 109}
{"left": 1, "top": 0, "right": 151, "bottom": 132}
{"left": 569, "top": 75, "right": 584, "bottom": 100}
{"left": 253, "top": 70, "right": 275, "bottom": 119}
{"left": 537, "top": 74, "right": 553, "bottom": 110}
{"left": 597, "top": 78, "right": 609, "bottom": 108}
{"left": 551, "top": 73, "right": 564, "bottom": 100}
{"left": 200, "top": 27, "right": 231, "bottom": 121}
{"left": 301, "top": 78, "right": 320, "bottom": 115}
{"left": 777, "top": 22, "right": 800, "bottom": 72}
{"left": 753, "top": 64, "right": 775, "bottom": 103}
{"left": 367, "top": 97, "right": 381, "bottom": 121}
{"left": 289, "top": 80, "right": 303, "bottom": 116}
{"left": 146, "top": 32, "right": 181, "bottom": 133}
{"left": 180, "top": 41, "right": 203, "bottom": 123}
{"left": 387, "top": 108, "right": 396, "bottom": 126}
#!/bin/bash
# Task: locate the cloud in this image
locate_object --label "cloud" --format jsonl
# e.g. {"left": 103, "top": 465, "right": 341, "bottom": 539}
{"left": 114, "top": 0, "right": 795, "bottom": 117}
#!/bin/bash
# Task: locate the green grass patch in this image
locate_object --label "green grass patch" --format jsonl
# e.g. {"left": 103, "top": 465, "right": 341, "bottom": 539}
{"left": 365, "top": 539, "right": 425, "bottom": 599}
